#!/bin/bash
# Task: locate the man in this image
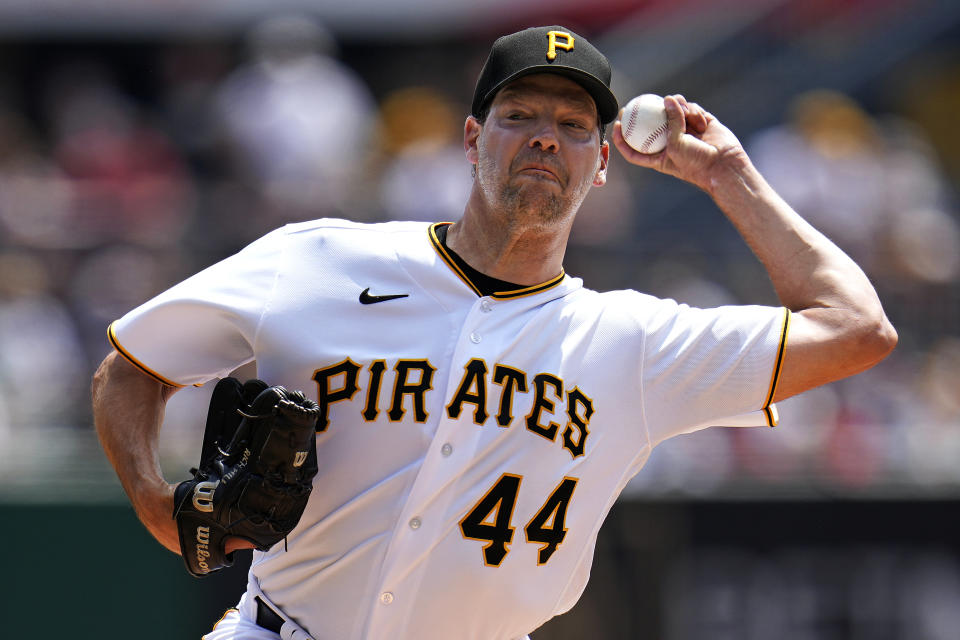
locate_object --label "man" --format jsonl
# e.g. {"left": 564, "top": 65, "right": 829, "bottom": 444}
{"left": 92, "top": 25, "right": 896, "bottom": 639}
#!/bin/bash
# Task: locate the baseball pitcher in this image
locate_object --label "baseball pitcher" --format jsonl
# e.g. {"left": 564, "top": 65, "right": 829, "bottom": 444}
{"left": 92, "top": 25, "right": 895, "bottom": 640}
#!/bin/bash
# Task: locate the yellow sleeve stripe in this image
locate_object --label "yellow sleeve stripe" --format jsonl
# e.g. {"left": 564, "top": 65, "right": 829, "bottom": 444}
{"left": 762, "top": 308, "right": 791, "bottom": 427}
{"left": 107, "top": 322, "right": 185, "bottom": 388}
{"left": 762, "top": 403, "right": 780, "bottom": 428}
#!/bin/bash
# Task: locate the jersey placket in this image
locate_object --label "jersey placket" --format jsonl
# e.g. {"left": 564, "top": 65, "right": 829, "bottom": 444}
{"left": 364, "top": 295, "right": 501, "bottom": 638}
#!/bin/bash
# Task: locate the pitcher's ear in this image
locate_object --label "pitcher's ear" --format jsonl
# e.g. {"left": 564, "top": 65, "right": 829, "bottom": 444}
{"left": 593, "top": 141, "right": 610, "bottom": 187}
{"left": 464, "top": 116, "right": 482, "bottom": 165}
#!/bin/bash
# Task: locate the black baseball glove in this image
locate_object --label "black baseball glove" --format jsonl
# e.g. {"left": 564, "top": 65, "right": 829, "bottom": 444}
{"left": 173, "top": 377, "right": 320, "bottom": 577}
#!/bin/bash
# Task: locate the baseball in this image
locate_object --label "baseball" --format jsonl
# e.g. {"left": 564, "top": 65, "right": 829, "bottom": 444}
{"left": 621, "top": 94, "right": 669, "bottom": 154}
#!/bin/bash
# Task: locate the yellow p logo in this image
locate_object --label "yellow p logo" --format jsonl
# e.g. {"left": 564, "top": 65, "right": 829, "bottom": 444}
{"left": 546, "top": 31, "right": 575, "bottom": 61}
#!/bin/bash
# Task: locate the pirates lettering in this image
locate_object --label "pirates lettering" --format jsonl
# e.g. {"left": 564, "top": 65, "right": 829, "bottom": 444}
{"left": 313, "top": 357, "right": 593, "bottom": 457}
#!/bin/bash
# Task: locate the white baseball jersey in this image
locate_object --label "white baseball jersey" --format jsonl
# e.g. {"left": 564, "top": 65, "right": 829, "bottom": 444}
{"left": 110, "top": 218, "right": 789, "bottom": 640}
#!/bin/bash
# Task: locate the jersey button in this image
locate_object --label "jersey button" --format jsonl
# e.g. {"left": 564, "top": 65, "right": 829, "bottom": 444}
{"left": 441, "top": 443, "right": 453, "bottom": 457}
{"left": 380, "top": 592, "right": 394, "bottom": 605}
{"left": 469, "top": 332, "right": 482, "bottom": 344}
{"left": 480, "top": 300, "right": 493, "bottom": 313}
{"left": 409, "top": 517, "right": 422, "bottom": 530}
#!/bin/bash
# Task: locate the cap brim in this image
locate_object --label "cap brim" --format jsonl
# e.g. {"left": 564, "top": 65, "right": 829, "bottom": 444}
{"left": 477, "top": 65, "right": 619, "bottom": 125}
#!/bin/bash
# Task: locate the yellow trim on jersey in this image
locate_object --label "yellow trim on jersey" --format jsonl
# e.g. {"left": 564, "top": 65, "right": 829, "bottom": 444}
{"left": 429, "top": 223, "right": 482, "bottom": 296}
{"left": 201, "top": 608, "right": 238, "bottom": 639}
{"left": 761, "top": 308, "right": 791, "bottom": 427}
{"left": 764, "top": 403, "right": 780, "bottom": 427}
{"left": 428, "top": 223, "right": 566, "bottom": 300}
{"left": 490, "top": 272, "right": 565, "bottom": 300}
{"left": 107, "top": 322, "right": 185, "bottom": 388}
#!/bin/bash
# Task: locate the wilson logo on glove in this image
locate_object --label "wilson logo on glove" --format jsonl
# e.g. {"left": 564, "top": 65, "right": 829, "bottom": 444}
{"left": 192, "top": 481, "right": 218, "bottom": 513}
{"left": 196, "top": 526, "right": 212, "bottom": 573}
{"left": 172, "top": 378, "right": 321, "bottom": 577}
{"left": 293, "top": 451, "right": 309, "bottom": 467}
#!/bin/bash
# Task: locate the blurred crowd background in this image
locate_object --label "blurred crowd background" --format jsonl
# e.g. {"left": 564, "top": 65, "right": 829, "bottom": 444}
{"left": 2, "top": 1, "right": 960, "bottom": 638}
{"left": 2, "top": 0, "right": 958, "bottom": 502}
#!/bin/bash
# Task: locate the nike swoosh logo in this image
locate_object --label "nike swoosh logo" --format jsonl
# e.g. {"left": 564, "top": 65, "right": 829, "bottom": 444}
{"left": 359, "top": 287, "right": 409, "bottom": 305}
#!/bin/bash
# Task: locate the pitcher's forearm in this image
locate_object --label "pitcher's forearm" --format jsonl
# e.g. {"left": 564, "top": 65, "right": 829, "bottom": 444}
{"left": 707, "top": 153, "right": 896, "bottom": 398}
{"left": 708, "top": 153, "right": 881, "bottom": 315}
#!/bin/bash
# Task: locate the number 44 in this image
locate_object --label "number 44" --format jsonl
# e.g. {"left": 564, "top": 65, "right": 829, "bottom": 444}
{"left": 459, "top": 473, "right": 578, "bottom": 567}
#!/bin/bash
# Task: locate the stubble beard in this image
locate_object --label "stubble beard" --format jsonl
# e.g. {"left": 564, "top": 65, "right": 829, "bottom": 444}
{"left": 476, "top": 153, "right": 576, "bottom": 230}
{"left": 501, "top": 182, "right": 565, "bottom": 226}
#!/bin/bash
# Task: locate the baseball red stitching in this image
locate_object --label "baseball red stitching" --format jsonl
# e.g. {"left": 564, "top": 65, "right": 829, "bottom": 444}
{"left": 641, "top": 122, "right": 668, "bottom": 152}
{"left": 624, "top": 107, "right": 639, "bottom": 140}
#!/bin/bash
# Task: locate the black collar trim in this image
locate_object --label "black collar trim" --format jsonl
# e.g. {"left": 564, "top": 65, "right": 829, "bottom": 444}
{"left": 428, "top": 222, "right": 565, "bottom": 299}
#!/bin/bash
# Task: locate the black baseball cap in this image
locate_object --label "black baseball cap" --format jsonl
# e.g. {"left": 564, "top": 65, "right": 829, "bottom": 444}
{"left": 472, "top": 26, "right": 619, "bottom": 125}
